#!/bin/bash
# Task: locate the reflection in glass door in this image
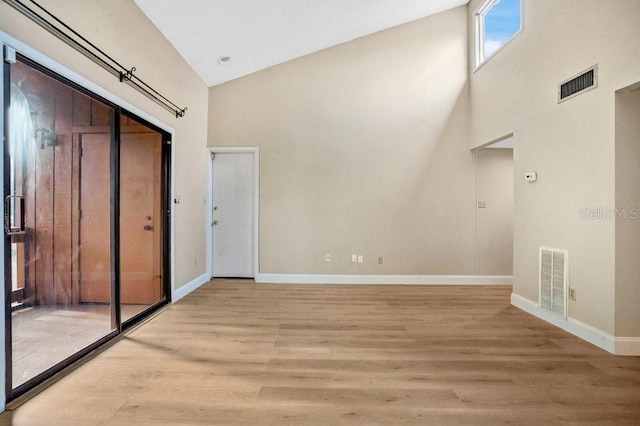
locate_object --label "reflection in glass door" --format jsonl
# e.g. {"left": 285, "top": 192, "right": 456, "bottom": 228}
{"left": 6, "top": 59, "right": 116, "bottom": 391}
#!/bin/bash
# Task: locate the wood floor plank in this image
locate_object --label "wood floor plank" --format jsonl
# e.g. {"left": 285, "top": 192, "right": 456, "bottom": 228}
{"left": 0, "top": 279, "right": 639, "bottom": 425}
{"left": 258, "top": 386, "right": 463, "bottom": 408}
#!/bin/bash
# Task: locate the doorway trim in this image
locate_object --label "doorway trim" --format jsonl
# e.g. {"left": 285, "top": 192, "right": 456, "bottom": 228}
{"left": 207, "top": 147, "right": 260, "bottom": 280}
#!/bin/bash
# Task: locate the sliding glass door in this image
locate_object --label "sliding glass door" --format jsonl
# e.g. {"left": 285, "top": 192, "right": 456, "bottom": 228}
{"left": 4, "top": 54, "right": 170, "bottom": 399}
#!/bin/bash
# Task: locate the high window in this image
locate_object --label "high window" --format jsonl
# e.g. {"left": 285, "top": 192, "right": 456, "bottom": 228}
{"left": 475, "top": 0, "right": 522, "bottom": 67}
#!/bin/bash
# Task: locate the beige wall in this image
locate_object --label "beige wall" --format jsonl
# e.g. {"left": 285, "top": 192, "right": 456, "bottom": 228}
{"left": 615, "top": 87, "right": 640, "bottom": 336}
{"left": 0, "top": 0, "right": 210, "bottom": 288}
{"left": 477, "top": 148, "right": 513, "bottom": 276}
{"left": 469, "top": 0, "right": 640, "bottom": 335}
{"left": 208, "top": 6, "right": 496, "bottom": 275}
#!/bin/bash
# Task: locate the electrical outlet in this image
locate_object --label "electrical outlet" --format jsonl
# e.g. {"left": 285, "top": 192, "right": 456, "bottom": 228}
{"left": 478, "top": 200, "right": 487, "bottom": 208}
{"left": 352, "top": 254, "right": 358, "bottom": 263}
{"left": 357, "top": 255, "right": 364, "bottom": 264}
{"left": 569, "top": 288, "right": 576, "bottom": 301}
{"left": 325, "top": 254, "right": 331, "bottom": 263}
{"left": 378, "top": 256, "right": 383, "bottom": 265}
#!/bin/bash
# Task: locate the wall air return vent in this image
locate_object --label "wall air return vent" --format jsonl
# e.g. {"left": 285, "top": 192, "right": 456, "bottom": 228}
{"left": 539, "top": 247, "right": 568, "bottom": 318}
{"left": 558, "top": 64, "right": 598, "bottom": 103}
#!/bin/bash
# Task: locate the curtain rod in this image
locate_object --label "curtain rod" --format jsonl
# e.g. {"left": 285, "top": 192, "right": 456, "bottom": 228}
{"left": 3, "top": 0, "right": 188, "bottom": 118}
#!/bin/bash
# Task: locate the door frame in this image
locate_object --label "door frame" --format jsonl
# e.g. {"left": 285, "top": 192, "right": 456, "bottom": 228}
{"left": 207, "top": 147, "right": 260, "bottom": 279}
{"left": 0, "top": 31, "right": 177, "bottom": 405}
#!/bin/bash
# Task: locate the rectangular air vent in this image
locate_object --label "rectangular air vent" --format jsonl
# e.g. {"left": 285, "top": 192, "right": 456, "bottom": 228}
{"left": 539, "top": 247, "right": 568, "bottom": 318}
{"left": 558, "top": 65, "right": 598, "bottom": 103}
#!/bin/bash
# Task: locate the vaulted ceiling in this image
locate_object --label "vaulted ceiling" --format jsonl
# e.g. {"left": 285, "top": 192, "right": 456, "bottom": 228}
{"left": 135, "top": 0, "right": 469, "bottom": 86}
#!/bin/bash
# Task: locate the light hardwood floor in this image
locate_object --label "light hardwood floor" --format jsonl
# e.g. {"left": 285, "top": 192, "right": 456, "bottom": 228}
{"left": 1, "top": 279, "right": 639, "bottom": 425}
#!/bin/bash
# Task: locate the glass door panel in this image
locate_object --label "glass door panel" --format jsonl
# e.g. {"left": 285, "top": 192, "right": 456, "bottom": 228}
{"left": 119, "top": 115, "right": 165, "bottom": 322}
{"left": 7, "top": 59, "right": 116, "bottom": 390}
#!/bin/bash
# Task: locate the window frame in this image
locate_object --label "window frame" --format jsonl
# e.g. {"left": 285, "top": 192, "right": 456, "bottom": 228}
{"left": 474, "top": 0, "right": 523, "bottom": 70}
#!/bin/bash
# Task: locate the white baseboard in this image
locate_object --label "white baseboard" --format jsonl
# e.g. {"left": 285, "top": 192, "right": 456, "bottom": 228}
{"left": 614, "top": 337, "right": 640, "bottom": 356}
{"left": 511, "top": 293, "right": 640, "bottom": 356}
{"left": 172, "top": 273, "right": 210, "bottom": 302}
{"left": 511, "top": 293, "right": 614, "bottom": 352}
{"left": 255, "top": 274, "right": 512, "bottom": 285}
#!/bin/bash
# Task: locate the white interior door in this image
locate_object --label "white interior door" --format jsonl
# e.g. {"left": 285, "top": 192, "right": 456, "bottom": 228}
{"left": 211, "top": 151, "right": 256, "bottom": 277}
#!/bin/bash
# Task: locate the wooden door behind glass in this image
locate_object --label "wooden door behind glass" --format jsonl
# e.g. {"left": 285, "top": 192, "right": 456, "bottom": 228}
{"left": 78, "top": 132, "right": 112, "bottom": 303}
{"left": 120, "top": 116, "right": 165, "bottom": 322}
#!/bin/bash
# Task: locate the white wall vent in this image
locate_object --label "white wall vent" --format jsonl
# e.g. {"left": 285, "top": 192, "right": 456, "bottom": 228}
{"left": 558, "top": 64, "right": 598, "bottom": 103}
{"left": 539, "top": 247, "right": 568, "bottom": 318}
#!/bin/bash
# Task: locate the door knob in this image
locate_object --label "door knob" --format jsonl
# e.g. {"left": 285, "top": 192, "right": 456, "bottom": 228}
{"left": 144, "top": 225, "right": 153, "bottom": 231}
{"left": 212, "top": 220, "right": 218, "bottom": 226}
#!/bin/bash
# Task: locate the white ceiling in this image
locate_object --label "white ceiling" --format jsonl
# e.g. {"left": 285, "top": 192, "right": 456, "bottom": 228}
{"left": 134, "top": 0, "right": 469, "bottom": 87}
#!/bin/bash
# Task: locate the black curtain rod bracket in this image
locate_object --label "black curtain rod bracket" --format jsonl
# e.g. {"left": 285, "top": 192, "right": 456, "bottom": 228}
{"left": 119, "top": 67, "right": 135, "bottom": 83}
